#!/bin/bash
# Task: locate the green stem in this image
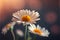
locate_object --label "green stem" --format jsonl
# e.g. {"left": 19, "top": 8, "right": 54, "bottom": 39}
{"left": 25, "top": 25, "right": 28, "bottom": 40}
{"left": 10, "top": 22, "right": 16, "bottom": 40}
{"left": 11, "top": 29, "right": 15, "bottom": 40}
{"left": 27, "top": 30, "right": 29, "bottom": 40}
{"left": 27, "top": 31, "right": 31, "bottom": 40}
{"left": 34, "top": 35, "right": 37, "bottom": 40}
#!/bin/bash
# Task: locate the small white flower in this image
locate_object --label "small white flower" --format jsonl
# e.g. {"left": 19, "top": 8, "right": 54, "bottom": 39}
{"left": 12, "top": 9, "right": 40, "bottom": 24}
{"left": 28, "top": 24, "right": 50, "bottom": 37}
{"left": 16, "top": 29, "right": 24, "bottom": 37}
{"left": 2, "top": 22, "right": 16, "bottom": 34}
{"left": 2, "top": 27, "right": 8, "bottom": 34}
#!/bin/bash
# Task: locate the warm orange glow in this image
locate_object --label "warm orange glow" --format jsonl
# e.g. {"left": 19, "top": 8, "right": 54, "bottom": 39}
{"left": 22, "top": 15, "right": 31, "bottom": 22}
{"left": 0, "top": 0, "right": 25, "bottom": 23}
{"left": 0, "top": 0, "right": 4, "bottom": 10}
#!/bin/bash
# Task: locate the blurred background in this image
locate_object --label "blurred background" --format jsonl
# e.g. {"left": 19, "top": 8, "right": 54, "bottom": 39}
{"left": 0, "top": 0, "right": 60, "bottom": 40}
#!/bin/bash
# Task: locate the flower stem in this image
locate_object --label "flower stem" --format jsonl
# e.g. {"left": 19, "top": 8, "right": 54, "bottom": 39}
{"left": 27, "top": 31, "right": 31, "bottom": 40}
{"left": 25, "top": 25, "right": 28, "bottom": 40}
{"left": 10, "top": 22, "right": 16, "bottom": 40}
{"left": 34, "top": 35, "right": 37, "bottom": 40}
{"left": 11, "top": 29, "right": 15, "bottom": 40}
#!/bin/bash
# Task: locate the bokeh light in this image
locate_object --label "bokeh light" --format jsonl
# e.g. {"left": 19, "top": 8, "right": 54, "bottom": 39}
{"left": 50, "top": 24, "right": 60, "bottom": 35}
{"left": 44, "top": 12, "right": 57, "bottom": 24}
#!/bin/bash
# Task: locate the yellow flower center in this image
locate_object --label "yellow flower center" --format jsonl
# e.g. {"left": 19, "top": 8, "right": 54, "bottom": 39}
{"left": 33, "top": 29, "right": 42, "bottom": 35}
{"left": 22, "top": 15, "right": 31, "bottom": 22}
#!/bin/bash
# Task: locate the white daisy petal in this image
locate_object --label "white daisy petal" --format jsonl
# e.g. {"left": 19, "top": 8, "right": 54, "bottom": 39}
{"left": 41, "top": 33, "right": 48, "bottom": 37}
{"left": 28, "top": 26, "right": 34, "bottom": 31}
{"left": 42, "top": 28, "right": 45, "bottom": 32}
{"left": 16, "top": 21, "right": 21, "bottom": 23}
{"left": 28, "top": 10, "right": 31, "bottom": 15}
{"left": 45, "top": 30, "right": 50, "bottom": 34}
{"left": 13, "top": 13, "right": 20, "bottom": 19}
{"left": 37, "top": 25, "right": 41, "bottom": 30}
{"left": 35, "top": 12, "right": 40, "bottom": 16}
{"left": 30, "top": 24, "right": 36, "bottom": 29}
{"left": 34, "top": 18, "right": 40, "bottom": 21}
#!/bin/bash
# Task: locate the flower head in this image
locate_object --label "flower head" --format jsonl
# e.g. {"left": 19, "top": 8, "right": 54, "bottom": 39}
{"left": 28, "top": 24, "right": 50, "bottom": 37}
{"left": 2, "top": 22, "right": 16, "bottom": 34}
{"left": 12, "top": 9, "right": 40, "bottom": 24}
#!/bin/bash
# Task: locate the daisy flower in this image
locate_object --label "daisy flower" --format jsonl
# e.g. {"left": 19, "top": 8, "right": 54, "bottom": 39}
{"left": 2, "top": 22, "right": 16, "bottom": 34}
{"left": 28, "top": 24, "right": 50, "bottom": 37}
{"left": 12, "top": 9, "right": 40, "bottom": 24}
